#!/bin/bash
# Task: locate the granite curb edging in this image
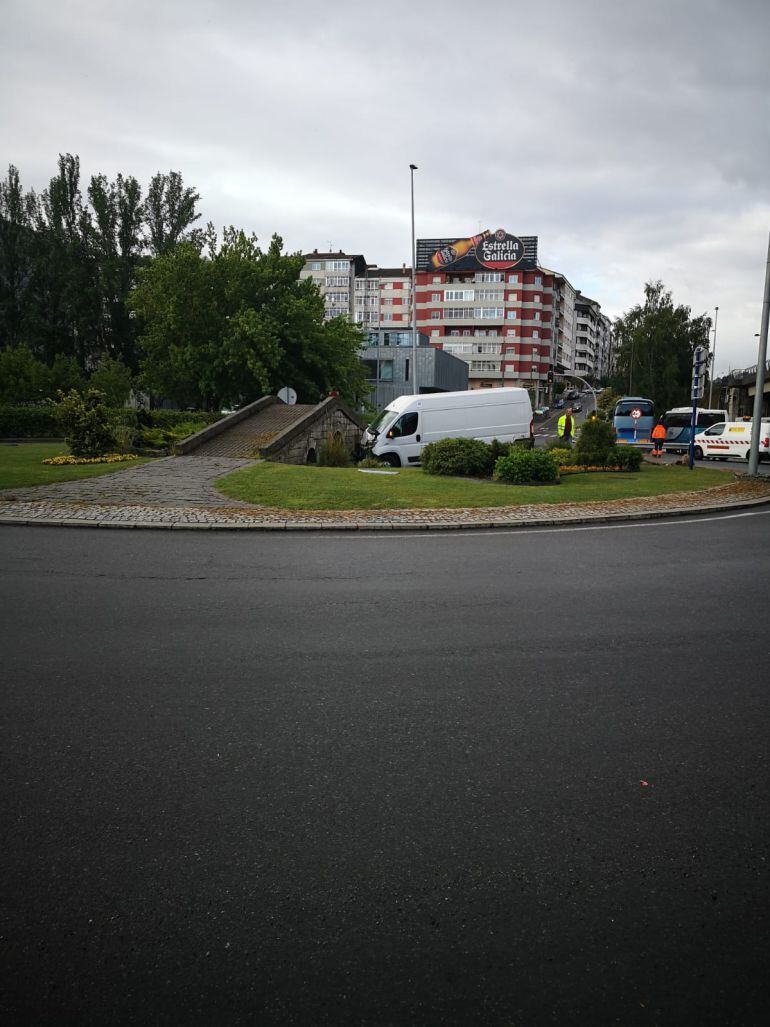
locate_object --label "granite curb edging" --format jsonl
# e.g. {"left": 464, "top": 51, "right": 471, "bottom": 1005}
{"left": 1, "top": 490, "right": 769, "bottom": 533}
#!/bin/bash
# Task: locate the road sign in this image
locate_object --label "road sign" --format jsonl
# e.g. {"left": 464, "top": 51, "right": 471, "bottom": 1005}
{"left": 631, "top": 407, "right": 642, "bottom": 420}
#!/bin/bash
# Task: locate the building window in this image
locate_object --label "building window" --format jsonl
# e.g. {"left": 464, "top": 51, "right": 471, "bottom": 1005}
{"left": 534, "top": 294, "right": 540, "bottom": 303}
{"left": 431, "top": 329, "right": 440, "bottom": 336}
{"left": 449, "top": 330, "right": 460, "bottom": 336}
{"left": 310, "top": 261, "right": 321, "bottom": 271}
{"left": 431, "top": 292, "right": 441, "bottom": 301}
{"left": 327, "top": 260, "right": 350, "bottom": 271}
{"left": 383, "top": 313, "right": 393, "bottom": 321}
{"left": 472, "top": 307, "right": 503, "bottom": 319}
{"left": 534, "top": 311, "right": 541, "bottom": 320}
{"left": 533, "top": 329, "right": 539, "bottom": 339}
{"left": 508, "top": 273, "right": 519, "bottom": 283}
{"left": 327, "top": 276, "right": 349, "bottom": 287}
{"left": 432, "top": 276, "right": 441, "bottom": 283}
{"left": 506, "top": 310, "right": 517, "bottom": 320}
{"left": 431, "top": 310, "right": 440, "bottom": 319}
{"left": 535, "top": 275, "right": 542, "bottom": 286}
{"left": 445, "top": 289, "right": 474, "bottom": 301}
{"left": 475, "top": 272, "right": 503, "bottom": 283}
{"left": 476, "top": 289, "right": 503, "bottom": 301}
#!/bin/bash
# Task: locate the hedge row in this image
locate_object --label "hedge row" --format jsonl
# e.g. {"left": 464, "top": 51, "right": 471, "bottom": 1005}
{"left": 0, "top": 406, "right": 221, "bottom": 438}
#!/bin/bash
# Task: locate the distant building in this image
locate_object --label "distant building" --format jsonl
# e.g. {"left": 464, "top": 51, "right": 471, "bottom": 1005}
{"left": 361, "top": 330, "right": 468, "bottom": 409}
{"left": 300, "top": 235, "right": 615, "bottom": 392}
{"left": 574, "top": 293, "right": 614, "bottom": 381}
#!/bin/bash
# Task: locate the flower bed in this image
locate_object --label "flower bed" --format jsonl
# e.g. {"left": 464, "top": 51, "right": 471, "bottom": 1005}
{"left": 42, "top": 453, "right": 139, "bottom": 466}
{"left": 558, "top": 465, "right": 633, "bottom": 474}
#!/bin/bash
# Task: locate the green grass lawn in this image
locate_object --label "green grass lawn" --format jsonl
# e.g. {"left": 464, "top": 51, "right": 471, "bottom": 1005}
{"left": 216, "top": 461, "right": 728, "bottom": 511}
{"left": 0, "top": 443, "right": 150, "bottom": 490}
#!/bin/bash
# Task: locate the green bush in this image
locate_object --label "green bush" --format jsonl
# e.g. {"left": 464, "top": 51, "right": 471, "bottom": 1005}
{"left": 420, "top": 437, "right": 491, "bottom": 477}
{"left": 574, "top": 416, "right": 617, "bottom": 466}
{"left": 318, "top": 432, "right": 353, "bottom": 467}
{"left": 358, "top": 455, "right": 388, "bottom": 468}
{"left": 613, "top": 446, "right": 643, "bottom": 471}
{"left": 493, "top": 449, "right": 559, "bottom": 484}
{"left": 142, "top": 409, "right": 221, "bottom": 429}
{"left": 548, "top": 446, "right": 575, "bottom": 466}
{"left": 0, "top": 406, "right": 59, "bottom": 437}
{"left": 486, "top": 438, "right": 512, "bottom": 471}
{"left": 50, "top": 388, "right": 115, "bottom": 457}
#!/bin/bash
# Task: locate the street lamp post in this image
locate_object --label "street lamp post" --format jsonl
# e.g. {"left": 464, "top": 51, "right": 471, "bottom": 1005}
{"left": 708, "top": 305, "right": 719, "bottom": 408}
{"left": 409, "top": 164, "right": 418, "bottom": 395}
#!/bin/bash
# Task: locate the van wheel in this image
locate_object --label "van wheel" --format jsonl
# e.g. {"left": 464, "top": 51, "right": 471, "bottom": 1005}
{"left": 693, "top": 446, "right": 703, "bottom": 461}
{"left": 381, "top": 453, "right": 401, "bottom": 468}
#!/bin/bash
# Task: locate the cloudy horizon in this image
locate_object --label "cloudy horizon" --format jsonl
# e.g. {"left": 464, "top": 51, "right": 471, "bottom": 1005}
{"left": 3, "top": 0, "right": 769, "bottom": 375}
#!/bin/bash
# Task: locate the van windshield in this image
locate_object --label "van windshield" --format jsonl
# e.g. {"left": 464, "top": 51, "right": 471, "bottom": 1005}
{"left": 367, "top": 408, "right": 397, "bottom": 435}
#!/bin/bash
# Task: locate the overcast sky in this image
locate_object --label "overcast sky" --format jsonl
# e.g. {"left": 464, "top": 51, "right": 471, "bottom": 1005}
{"left": 2, "top": 0, "right": 769, "bottom": 374}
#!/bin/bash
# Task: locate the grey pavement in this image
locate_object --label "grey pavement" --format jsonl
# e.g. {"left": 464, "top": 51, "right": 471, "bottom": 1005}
{"left": 2, "top": 513, "right": 769, "bottom": 1024}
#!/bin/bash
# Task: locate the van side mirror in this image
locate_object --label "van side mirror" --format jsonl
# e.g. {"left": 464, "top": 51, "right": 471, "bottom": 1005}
{"left": 386, "top": 430, "right": 394, "bottom": 439}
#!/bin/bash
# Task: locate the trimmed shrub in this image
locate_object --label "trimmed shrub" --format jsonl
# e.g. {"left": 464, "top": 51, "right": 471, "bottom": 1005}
{"left": 494, "top": 448, "right": 559, "bottom": 484}
{"left": 420, "top": 437, "right": 491, "bottom": 477}
{"left": 50, "top": 388, "right": 115, "bottom": 457}
{"left": 613, "top": 445, "right": 643, "bottom": 471}
{"left": 0, "top": 405, "right": 59, "bottom": 437}
{"left": 574, "top": 416, "right": 616, "bottom": 466}
{"left": 548, "top": 446, "right": 575, "bottom": 466}
{"left": 358, "top": 455, "right": 388, "bottom": 468}
{"left": 318, "top": 432, "right": 353, "bottom": 467}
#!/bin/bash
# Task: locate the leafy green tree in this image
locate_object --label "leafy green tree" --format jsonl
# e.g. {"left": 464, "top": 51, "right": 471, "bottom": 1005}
{"left": 0, "top": 166, "right": 38, "bottom": 349}
{"left": 89, "top": 356, "right": 134, "bottom": 407}
{"left": 49, "top": 353, "right": 84, "bottom": 395}
{"left": 0, "top": 345, "right": 51, "bottom": 403}
{"left": 87, "top": 173, "right": 144, "bottom": 367}
{"left": 611, "top": 281, "right": 711, "bottom": 412}
{"left": 129, "top": 230, "right": 369, "bottom": 410}
{"left": 143, "top": 171, "right": 202, "bottom": 256}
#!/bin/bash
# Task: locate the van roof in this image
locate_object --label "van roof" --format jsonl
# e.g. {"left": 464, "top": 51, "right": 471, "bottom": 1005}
{"left": 384, "top": 387, "right": 529, "bottom": 412}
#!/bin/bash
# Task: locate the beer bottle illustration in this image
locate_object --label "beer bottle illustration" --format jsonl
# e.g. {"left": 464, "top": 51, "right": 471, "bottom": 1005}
{"left": 431, "top": 230, "right": 491, "bottom": 270}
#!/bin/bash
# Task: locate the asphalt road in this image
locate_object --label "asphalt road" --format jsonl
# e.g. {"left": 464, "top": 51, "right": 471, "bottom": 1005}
{"left": 2, "top": 515, "right": 769, "bottom": 1025}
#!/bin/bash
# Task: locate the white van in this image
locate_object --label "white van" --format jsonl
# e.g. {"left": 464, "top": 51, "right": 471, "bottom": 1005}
{"left": 362, "top": 388, "right": 533, "bottom": 468}
{"left": 693, "top": 419, "right": 770, "bottom": 462}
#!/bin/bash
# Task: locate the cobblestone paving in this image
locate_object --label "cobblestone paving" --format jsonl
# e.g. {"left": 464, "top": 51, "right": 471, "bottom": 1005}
{"left": 0, "top": 456, "right": 255, "bottom": 507}
{"left": 1, "top": 473, "right": 769, "bottom": 531}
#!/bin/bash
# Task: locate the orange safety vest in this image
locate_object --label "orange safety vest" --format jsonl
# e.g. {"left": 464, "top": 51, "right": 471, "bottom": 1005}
{"left": 652, "top": 424, "right": 666, "bottom": 440}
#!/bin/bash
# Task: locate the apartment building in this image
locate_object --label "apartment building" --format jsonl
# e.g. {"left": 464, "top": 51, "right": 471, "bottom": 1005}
{"left": 413, "top": 231, "right": 557, "bottom": 390}
{"left": 299, "top": 251, "right": 412, "bottom": 328}
{"left": 300, "top": 237, "right": 613, "bottom": 390}
{"left": 574, "top": 293, "right": 614, "bottom": 381}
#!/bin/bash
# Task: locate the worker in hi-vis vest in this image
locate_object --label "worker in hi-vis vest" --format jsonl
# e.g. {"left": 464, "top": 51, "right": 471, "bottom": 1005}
{"left": 557, "top": 408, "right": 576, "bottom": 447}
{"left": 651, "top": 418, "right": 666, "bottom": 457}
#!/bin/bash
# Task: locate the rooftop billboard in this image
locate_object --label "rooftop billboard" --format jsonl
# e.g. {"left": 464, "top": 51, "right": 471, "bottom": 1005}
{"left": 416, "top": 230, "right": 538, "bottom": 273}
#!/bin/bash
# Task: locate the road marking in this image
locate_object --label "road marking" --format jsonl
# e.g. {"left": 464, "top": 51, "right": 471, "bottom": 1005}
{"left": 349, "top": 507, "right": 770, "bottom": 540}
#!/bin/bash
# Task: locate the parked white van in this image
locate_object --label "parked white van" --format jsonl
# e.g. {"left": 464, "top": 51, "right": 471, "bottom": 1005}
{"left": 362, "top": 388, "right": 533, "bottom": 468}
{"left": 693, "top": 419, "right": 770, "bottom": 462}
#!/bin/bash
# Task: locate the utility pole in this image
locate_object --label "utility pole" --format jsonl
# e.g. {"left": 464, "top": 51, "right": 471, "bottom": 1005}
{"left": 708, "top": 306, "right": 719, "bottom": 408}
{"left": 748, "top": 233, "right": 770, "bottom": 476}
{"left": 409, "top": 165, "right": 418, "bottom": 395}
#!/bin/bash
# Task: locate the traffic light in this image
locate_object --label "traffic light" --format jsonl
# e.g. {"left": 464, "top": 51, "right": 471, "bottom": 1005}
{"left": 547, "top": 370, "right": 554, "bottom": 384}
{"left": 691, "top": 345, "right": 707, "bottom": 401}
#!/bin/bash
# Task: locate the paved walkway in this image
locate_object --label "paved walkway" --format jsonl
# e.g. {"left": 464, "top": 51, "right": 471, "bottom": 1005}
{"left": 1, "top": 456, "right": 770, "bottom": 530}
{"left": 1, "top": 456, "right": 254, "bottom": 507}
